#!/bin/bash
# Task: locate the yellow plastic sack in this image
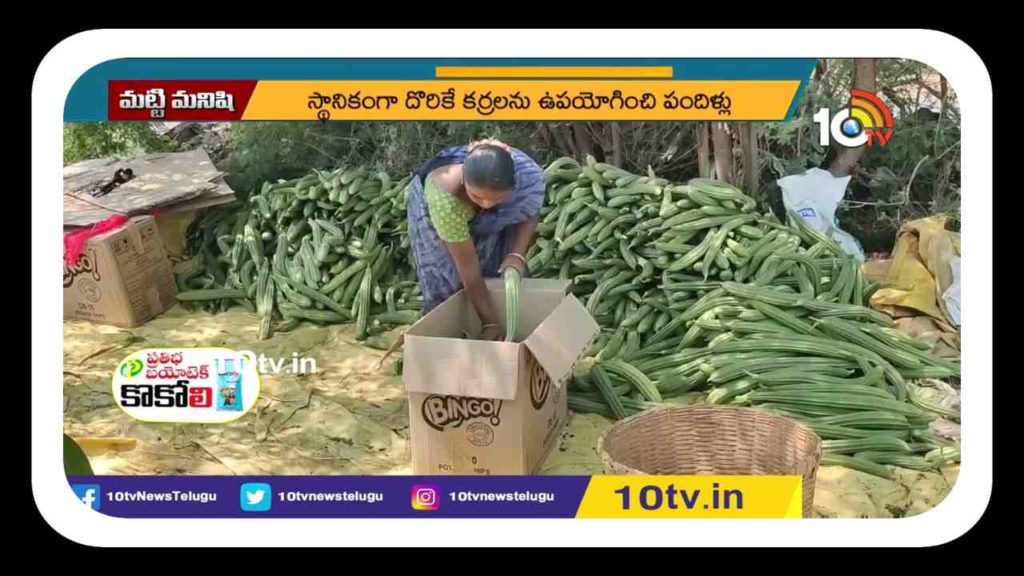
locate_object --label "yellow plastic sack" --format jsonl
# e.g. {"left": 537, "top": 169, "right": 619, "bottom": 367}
{"left": 861, "top": 259, "right": 892, "bottom": 284}
{"left": 869, "top": 215, "right": 959, "bottom": 326}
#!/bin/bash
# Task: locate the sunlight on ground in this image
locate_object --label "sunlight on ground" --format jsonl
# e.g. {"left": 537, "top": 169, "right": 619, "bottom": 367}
{"left": 64, "top": 307, "right": 959, "bottom": 517}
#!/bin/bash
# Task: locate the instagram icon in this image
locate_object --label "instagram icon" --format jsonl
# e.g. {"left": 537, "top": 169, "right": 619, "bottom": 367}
{"left": 411, "top": 484, "right": 440, "bottom": 511}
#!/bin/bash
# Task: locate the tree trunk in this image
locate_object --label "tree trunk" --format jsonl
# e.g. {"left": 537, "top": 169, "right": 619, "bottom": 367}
{"left": 551, "top": 123, "right": 576, "bottom": 157}
{"left": 610, "top": 123, "right": 624, "bottom": 167}
{"left": 572, "top": 122, "right": 593, "bottom": 158}
{"left": 828, "top": 59, "right": 878, "bottom": 178}
{"left": 536, "top": 123, "right": 553, "bottom": 148}
{"left": 739, "top": 123, "right": 759, "bottom": 197}
{"left": 711, "top": 122, "right": 734, "bottom": 184}
{"left": 696, "top": 124, "right": 711, "bottom": 179}
{"left": 938, "top": 75, "right": 948, "bottom": 122}
{"left": 814, "top": 60, "right": 828, "bottom": 82}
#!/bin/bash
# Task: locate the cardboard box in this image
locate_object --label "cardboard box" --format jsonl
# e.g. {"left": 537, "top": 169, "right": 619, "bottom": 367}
{"left": 63, "top": 216, "right": 177, "bottom": 327}
{"left": 403, "top": 278, "right": 599, "bottom": 475}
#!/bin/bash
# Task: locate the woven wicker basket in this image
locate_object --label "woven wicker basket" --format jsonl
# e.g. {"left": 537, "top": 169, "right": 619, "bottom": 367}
{"left": 598, "top": 405, "right": 822, "bottom": 517}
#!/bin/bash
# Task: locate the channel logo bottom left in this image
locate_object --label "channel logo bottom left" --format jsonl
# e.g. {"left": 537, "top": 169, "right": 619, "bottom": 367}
{"left": 240, "top": 482, "right": 272, "bottom": 512}
{"left": 72, "top": 484, "right": 101, "bottom": 511}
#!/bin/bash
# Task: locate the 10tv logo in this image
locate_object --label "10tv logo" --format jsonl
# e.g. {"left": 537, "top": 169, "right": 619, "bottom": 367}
{"left": 814, "top": 90, "right": 895, "bottom": 148}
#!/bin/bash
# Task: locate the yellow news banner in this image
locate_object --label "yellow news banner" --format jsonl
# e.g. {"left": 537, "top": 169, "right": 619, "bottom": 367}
{"left": 242, "top": 80, "right": 800, "bottom": 121}
{"left": 575, "top": 476, "right": 803, "bottom": 518}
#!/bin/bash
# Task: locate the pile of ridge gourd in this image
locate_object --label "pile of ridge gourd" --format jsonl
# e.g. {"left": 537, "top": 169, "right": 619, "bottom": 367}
{"left": 177, "top": 155, "right": 962, "bottom": 478}
{"left": 177, "top": 167, "right": 422, "bottom": 342}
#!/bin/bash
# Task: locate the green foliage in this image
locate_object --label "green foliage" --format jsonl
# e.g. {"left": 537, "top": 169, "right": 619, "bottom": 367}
{"left": 64, "top": 122, "right": 169, "bottom": 165}
{"left": 221, "top": 121, "right": 553, "bottom": 197}
{"left": 760, "top": 59, "right": 960, "bottom": 251}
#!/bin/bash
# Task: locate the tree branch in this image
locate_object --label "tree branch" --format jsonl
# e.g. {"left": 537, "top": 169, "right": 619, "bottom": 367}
{"left": 550, "top": 123, "right": 575, "bottom": 157}
{"left": 711, "top": 123, "right": 734, "bottom": 183}
{"left": 917, "top": 78, "right": 944, "bottom": 102}
{"left": 573, "top": 122, "right": 593, "bottom": 158}
{"left": 696, "top": 124, "right": 711, "bottom": 179}
{"left": 829, "top": 59, "right": 877, "bottom": 178}
{"left": 739, "top": 123, "right": 759, "bottom": 198}
{"left": 611, "top": 122, "right": 624, "bottom": 167}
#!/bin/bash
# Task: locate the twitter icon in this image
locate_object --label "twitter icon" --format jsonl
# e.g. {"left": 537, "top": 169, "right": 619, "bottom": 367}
{"left": 240, "top": 483, "right": 272, "bottom": 512}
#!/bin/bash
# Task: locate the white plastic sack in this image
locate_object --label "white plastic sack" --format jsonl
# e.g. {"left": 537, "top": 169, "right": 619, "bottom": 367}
{"left": 777, "top": 168, "right": 866, "bottom": 262}
{"left": 943, "top": 256, "right": 961, "bottom": 326}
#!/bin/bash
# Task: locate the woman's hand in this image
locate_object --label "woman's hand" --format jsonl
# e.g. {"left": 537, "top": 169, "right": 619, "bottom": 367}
{"left": 479, "top": 324, "right": 504, "bottom": 341}
{"left": 446, "top": 240, "right": 503, "bottom": 336}
{"left": 498, "top": 252, "right": 528, "bottom": 275}
{"left": 468, "top": 137, "right": 511, "bottom": 152}
{"left": 499, "top": 218, "right": 539, "bottom": 276}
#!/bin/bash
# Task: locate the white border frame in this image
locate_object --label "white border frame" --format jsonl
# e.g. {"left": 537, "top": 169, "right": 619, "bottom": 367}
{"left": 34, "top": 29, "right": 992, "bottom": 547}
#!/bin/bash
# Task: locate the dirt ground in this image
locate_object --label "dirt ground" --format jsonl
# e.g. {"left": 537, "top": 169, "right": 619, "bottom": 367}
{"left": 64, "top": 306, "right": 959, "bottom": 518}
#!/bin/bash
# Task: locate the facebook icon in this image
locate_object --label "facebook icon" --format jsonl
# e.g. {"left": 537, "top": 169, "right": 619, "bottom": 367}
{"left": 71, "top": 484, "right": 101, "bottom": 511}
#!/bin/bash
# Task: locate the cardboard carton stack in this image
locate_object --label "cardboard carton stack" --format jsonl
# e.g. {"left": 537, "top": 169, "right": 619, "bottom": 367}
{"left": 63, "top": 215, "right": 178, "bottom": 327}
{"left": 63, "top": 149, "right": 236, "bottom": 326}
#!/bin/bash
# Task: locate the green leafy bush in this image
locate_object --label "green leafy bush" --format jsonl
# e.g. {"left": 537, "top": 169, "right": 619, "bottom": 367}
{"left": 64, "top": 122, "right": 170, "bottom": 165}
{"left": 220, "top": 121, "right": 553, "bottom": 198}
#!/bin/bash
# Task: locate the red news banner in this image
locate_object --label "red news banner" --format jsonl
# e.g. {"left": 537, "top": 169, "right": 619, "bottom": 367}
{"left": 108, "top": 81, "right": 257, "bottom": 121}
